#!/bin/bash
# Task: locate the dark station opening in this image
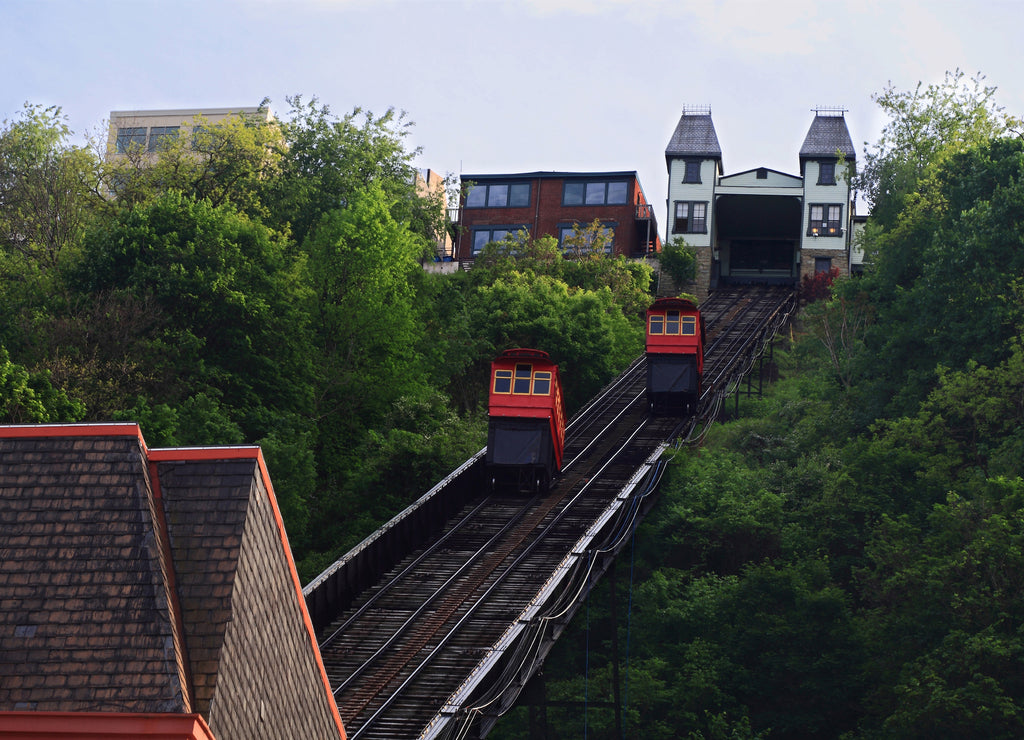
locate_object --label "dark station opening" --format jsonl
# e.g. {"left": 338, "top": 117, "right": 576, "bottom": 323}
{"left": 714, "top": 194, "right": 802, "bottom": 284}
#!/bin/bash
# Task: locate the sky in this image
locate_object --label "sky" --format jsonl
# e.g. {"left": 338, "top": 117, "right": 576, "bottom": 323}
{"left": 2, "top": 0, "right": 1022, "bottom": 214}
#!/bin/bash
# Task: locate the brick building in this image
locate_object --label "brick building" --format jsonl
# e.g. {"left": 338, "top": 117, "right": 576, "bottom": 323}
{"left": 0, "top": 423, "right": 346, "bottom": 740}
{"left": 665, "top": 106, "right": 859, "bottom": 291}
{"left": 454, "top": 171, "right": 660, "bottom": 262}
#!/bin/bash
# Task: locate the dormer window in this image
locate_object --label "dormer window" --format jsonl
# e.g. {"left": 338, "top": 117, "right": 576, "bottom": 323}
{"left": 683, "top": 159, "right": 702, "bottom": 184}
{"left": 817, "top": 161, "right": 836, "bottom": 185}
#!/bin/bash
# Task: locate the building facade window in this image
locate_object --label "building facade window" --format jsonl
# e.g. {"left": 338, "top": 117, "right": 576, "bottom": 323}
{"left": 683, "top": 159, "right": 702, "bottom": 184}
{"left": 673, "top": 201, "right": 707, "bottom": 234}
{"left": 558, "top": 223, "right": 614, "bottom": 254}
{"left": 115, "top": 127, "right": 147, "bottom": 154}
{"left": 808, "top": 204, "right": 843, "bottom": 236}
{"left": 471, "top": 225, "right": 529, "bottom": 255}
{"left": 562, "top": 180, "right": 629, "bottom": 206}
{"left": 817, "top": 160, "right": 836, "bottom": 185}
{"left": 147, "top": 126, "right": 180, "bottom": 152}
{"left": 815, "top": 257, "right": 833, "bottom": 273}
{"left": 465, "top": 182, "right": 531, "bottom": 208}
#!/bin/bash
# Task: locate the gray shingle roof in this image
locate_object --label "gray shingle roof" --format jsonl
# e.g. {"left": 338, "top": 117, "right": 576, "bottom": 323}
{"left": 0, "top": 430, "right": 189, "bottom": 714}
{"left": 0, "top": 423, "right": 345, "bottom": 739}
{"left": 800, "top": 114, "right": 856, "bottom": 161}
{"left": 665, "top": 112, "right": 722, "bottom": 160}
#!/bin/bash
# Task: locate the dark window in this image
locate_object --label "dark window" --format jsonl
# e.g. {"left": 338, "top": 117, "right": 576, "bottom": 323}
{"left": 815, "top": 257, "right": 833, "bottom": 274}
{"left": 513, "top": 364, "right": 533, "bottom": 394}
{"left": 649, "top": 315, "right": 665, "bottom": 335}
{"left": 532, "top": 371, "right": 552, "bottom": 395}
{"left": 558, "top": 223, "right": 614, "bottom": 254}
{"left": 147, "top": 126, "right": 180, "bottom": 152}
{"left": 606, "top": 181, "right": 628, "bottom": 204}
{"left": 509, "top": 182, "right": 531, "bottom": 207}
{"left": 466, "top": 182, "right": 531, "bottom": 209}
{"left": 472, "top": 225, "right": 529, "bottom": 255}
{"left": 115, "top": 127, "right": 147, "bottom": 154}
{"left": 683, "top": 159, "right": 702, "bottom": 184}
{"left": 493, "top": 369, "right": 513, "bottom": 394}
{"left": 466, "top": 185, "right": 487, "bottom": 208}
{"left": 673, "top": 201, "right": 707, "bottom": 234}
{"left": 488, "top": 183, "right": 509, "bottom": 207}
{"left": 808, "top": 204, "right": 842, "bottom": 236}
{"left": 563, "top": 179, "right": 629, "bottom": 206}
{"left": 756, "top": 168, "right": 768, "bottom": 179}
{"left": 585, "top": 182, "right": 605, "bottom": 205}
{"left": 817, "top": 161, "right": 836, "bottom": 185}
{"left": 563, "top": 182, "right": 585, "bottom": 205}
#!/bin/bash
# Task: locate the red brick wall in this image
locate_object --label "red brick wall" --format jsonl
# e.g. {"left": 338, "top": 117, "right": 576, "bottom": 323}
{"left": 456, "top": 175, "right": 657, "bottom": 260}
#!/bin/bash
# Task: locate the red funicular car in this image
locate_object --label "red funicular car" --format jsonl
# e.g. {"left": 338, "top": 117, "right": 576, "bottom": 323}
{"left": 646, "top": 296, "right": 705, "bottom": 415}
{"left": 486, "top": 349, "right": 565, "bottom": 493}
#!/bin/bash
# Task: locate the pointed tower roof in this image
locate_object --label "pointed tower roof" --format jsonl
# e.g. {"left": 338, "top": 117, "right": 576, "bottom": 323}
{"left": 666, "top": 105, "right": 722, "bottom": 168}
{"left": 800, "top": 109, "right": 856, "bottom": 162}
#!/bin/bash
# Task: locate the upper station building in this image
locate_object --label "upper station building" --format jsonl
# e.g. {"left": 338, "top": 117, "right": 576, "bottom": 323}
{"left": 666, "top": 106, "right": 858, "bottom": 290}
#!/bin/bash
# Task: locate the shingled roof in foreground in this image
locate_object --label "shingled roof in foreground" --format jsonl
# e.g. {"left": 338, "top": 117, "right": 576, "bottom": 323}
{"left": 0, "top": 423, "right": 346, "bottom": 740}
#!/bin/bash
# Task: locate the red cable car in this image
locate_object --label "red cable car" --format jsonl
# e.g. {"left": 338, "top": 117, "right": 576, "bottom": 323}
{"left": 486, "top": 349, "right": 565, "bottom": 493}
{"left": 646, "top": 296, "right": 705, "bottom": 414}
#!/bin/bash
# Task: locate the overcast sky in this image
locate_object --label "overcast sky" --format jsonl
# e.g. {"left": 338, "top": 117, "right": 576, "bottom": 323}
{"left": 3, "top": 0, "right": 1022, "bottom": 212}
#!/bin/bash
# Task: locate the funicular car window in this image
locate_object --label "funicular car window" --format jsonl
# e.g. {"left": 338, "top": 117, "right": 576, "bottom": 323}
{"left": 666, "top": 310, "right": 681, "bottom": 334}
{"left": 649, "top": 315, "right": 665, "bottom": 334}
{"left": 681, "top": 316, "right": 697, "bottom": 335}
{"left": 532, "top": 371, "right": 551, "bottom": 395}
{"left": 513, "top": 364, "right": 533, "bottom": 394}
{"left": 493, "top": 369, "right": 513, "bottom": 394}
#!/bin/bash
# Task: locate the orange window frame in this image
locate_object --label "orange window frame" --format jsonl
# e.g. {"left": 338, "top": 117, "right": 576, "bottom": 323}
{"left": 532, "top": 371, "right": 552, "bottom": 395}
{"left": 493, "top": 369, "right": 513, "bottom": 394}
{"left": 513, "top": 364, "right": 533, "bottom": 394}
{"left": 665, "top": 310, "right": 681, "bottom": 334}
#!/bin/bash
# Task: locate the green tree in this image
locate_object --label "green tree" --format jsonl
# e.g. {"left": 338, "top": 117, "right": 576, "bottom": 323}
{"left": 856, "top": 70, "right": 1018, "bottom": 230}
{"left": 69, "top": 191, "right": 314, "bottom": 433}
{"left": 267, "top": 97, "right": 439, "bottom": 249}
{"left": 852, "top": 127, "right": 1024, "bottom": 415}
{"left": 0, "top": 345, "right": 84, "bottom": 423}
{"left": 658, "top": 236, "right": 698, "bottom": 288}
{"left": 469, "top": 272, "right": 643, "bottom": 411}
{"left": 0, "top": 103, "right": 96, "bottom": 274}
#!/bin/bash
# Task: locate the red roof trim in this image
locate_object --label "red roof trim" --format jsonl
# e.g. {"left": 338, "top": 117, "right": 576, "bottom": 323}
{"left": 0, "top": 711, "right": 216, "bottom": 738}
{"left": 147, "top": 446, "right": 261, "bottom": 462}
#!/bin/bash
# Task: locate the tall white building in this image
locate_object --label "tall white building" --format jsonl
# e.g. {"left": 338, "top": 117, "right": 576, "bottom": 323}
{"left": 665, "top": 106, "right": 858, "bottom": 291}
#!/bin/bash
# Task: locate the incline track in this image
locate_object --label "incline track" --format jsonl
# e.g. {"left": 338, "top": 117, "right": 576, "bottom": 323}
{"left": 314, "top": 285, "right": 796, "bottom": 739}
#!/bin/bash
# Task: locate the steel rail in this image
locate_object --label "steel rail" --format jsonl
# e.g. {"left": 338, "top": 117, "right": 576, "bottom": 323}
{"left": 349, "top": 413, "right": 656, "bottom": 739}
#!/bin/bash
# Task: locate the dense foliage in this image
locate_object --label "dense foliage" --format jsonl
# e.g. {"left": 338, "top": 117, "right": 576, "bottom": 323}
{"left": 490, "top": 73, "right": 1024, "bottom": 738}
{"left": 0, "top": 100, "right": 648, "bottom": 576}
